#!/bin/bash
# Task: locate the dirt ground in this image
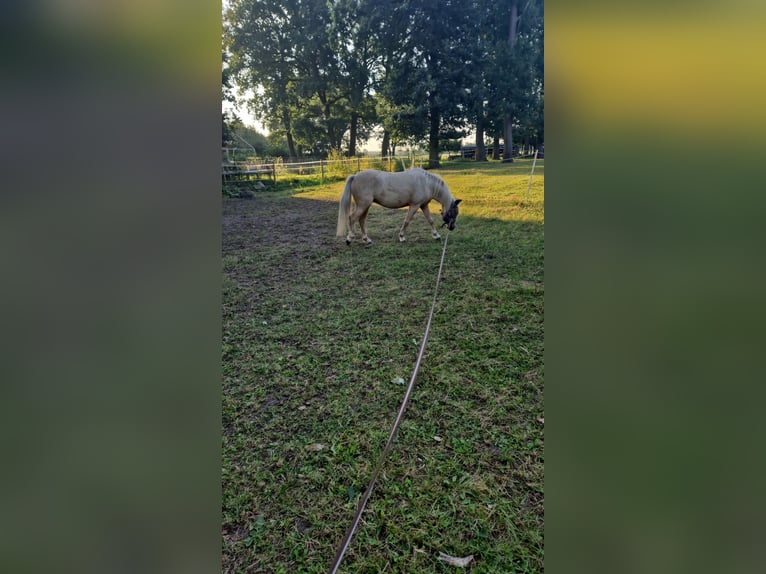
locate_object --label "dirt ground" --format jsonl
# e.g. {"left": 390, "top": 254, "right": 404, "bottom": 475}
{"left": 223, "top": 192, "right": 346, "bottom": 250}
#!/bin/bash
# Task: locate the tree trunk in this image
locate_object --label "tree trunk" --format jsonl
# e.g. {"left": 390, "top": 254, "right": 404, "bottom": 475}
{"left": 326, "top": 117, "right": 336, "bottom": 151}
{"left": 428, "top": 107, "right": 440, "bottom": 168}
{"left": 286, "top": 132, "right": 297, "bottom": 161}
{"left": 282, "top": 108, "right": 297, "bottom": 161}
{"left": 320, "top": 96, "right": 337, "bottom": 151}
{"left": 502, "top": 0, "right": 518, "bottom": 163}
{"left": 492, "top": 136, "right": 500, "bottom": 159}
{"left": 349, "top": 112, "right": 358, "bottom": 157}
{"left": 502, "top": 117, "right": 514, "bottom": 163}
{"left": 381, "top": 130, "right": 390, "bottom": 158}
{"left": 475, "top": 115, "right": 486, "bottom": 162}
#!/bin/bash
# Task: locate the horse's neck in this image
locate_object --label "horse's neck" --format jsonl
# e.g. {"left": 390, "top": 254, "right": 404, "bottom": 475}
{"left": 433, "top": 183, "right": 453, "bottom": 209}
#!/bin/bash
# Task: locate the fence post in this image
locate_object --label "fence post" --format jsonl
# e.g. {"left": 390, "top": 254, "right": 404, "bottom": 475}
{"left": 525, "top": 149, "right": 539, "bottom": 202}
{"left": 357, "top": 157, "right": 361, "bottom": 173}
{"left": 321, "top": 160, "right": 324, "bottom": 183}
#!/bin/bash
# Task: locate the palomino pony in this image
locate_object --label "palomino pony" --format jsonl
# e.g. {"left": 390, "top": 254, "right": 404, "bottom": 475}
{"left": 336, "top": 168, "right": 462, "bottom": 245}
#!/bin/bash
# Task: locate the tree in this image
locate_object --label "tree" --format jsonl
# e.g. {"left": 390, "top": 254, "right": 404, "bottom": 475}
{"left": 233, "top": 125, "right": 269, "bottom": 155}
{"left": 224, "top": 0, "right": 305, "bottom": 159}
{"left": 222, "top": 52, "right": 237, "bottom": 148}
{"left": 384, "top": 0, "right": 473, "bottom": 168}
{"left": 371, "top": 1, "right": 410, "bottom": 158}
{"left": 501, "top": 0, "right": 520, "bottom": 162}
{"left": 467, "top": 0, "right": 493, "bottom": 162}
{"left": 223, "top": 0, "right": 543, "bottom": 162}
{"left": 485, "top": 0, "right": 543, "bottom": 162}
{"left": 329, "top": 0, "right": 380, "bottom": 156}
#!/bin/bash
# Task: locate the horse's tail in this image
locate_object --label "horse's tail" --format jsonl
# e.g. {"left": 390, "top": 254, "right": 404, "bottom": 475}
{"left": 336, "top": 175, "right": 354, "bottom": 237}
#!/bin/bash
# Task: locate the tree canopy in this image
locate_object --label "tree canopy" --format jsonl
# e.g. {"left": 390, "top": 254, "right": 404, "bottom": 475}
{"left": 223, "top": 0, "right": 543, "bottom": 165}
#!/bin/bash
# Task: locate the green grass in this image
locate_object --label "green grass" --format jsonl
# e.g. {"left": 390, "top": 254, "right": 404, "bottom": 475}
{"left": 222, "top": 159, "right": 544, "bottom": 573}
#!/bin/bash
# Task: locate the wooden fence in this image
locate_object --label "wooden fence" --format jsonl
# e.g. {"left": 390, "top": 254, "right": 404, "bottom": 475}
{"left": 221, "top": 150, "right": 434, "bottom": 188}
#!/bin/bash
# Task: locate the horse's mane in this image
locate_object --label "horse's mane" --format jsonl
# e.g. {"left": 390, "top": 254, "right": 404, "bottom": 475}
{"left": 419, "top": 169, "right": 452, "bottom": 203}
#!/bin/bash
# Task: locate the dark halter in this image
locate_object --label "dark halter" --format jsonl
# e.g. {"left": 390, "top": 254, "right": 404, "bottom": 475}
{"left": 441, "top": 200, "right": 460, "bottom": 228}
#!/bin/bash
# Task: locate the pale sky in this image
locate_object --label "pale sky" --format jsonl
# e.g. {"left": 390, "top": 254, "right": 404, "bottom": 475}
{"left": 223, "top": 87, "right": 267, "bottom": 134}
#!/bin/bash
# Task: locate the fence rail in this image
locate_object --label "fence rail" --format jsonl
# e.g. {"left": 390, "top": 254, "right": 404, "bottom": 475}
{"left": 221, "top": 147, "right": 541, "bottom": 191}
{"left": 221, "top": 151, "right": 434, "bottom": 188}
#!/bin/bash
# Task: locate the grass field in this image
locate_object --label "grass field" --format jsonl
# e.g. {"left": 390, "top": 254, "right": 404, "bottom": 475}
{"left": 222, "top": 159, "right": 544, "bottom": 573}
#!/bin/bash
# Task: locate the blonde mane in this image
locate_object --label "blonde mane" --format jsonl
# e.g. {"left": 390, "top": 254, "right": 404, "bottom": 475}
{"left": 418, "top": 169, "right": 453, "bottom": 207}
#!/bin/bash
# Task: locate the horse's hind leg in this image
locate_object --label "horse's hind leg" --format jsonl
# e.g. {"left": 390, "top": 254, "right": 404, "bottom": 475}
{"left": 398, "top": 204, "right": 420, "bottom": 242}
{"left": 345, "top": 206, "right": 355, "bottom": 244}
{"left": 358, "top": 207, "right": 373, "bottom": 245}
{"left": 347, "top": 199, "right": 372, "bottom": 245}
{"left": 421, "top": 204, "right": 441, "bottom": 240}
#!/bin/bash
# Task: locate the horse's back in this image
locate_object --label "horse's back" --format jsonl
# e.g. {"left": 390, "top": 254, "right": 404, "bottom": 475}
{"left": 351, "top": 169, "right": 431, "bottom": 208}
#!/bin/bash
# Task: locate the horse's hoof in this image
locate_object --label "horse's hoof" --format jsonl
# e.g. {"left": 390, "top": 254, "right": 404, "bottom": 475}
{"left": 345, "top": 239, "right": 351, "bottom": 245}
{"left": 399, "top": 236, "right": 406, "bottom": 243}
{"left": 434, "top": 235, "right": 442, "bottom": 241}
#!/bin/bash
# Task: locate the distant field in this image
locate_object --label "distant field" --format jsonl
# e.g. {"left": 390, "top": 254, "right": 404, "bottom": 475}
{"left": 222, "top": 159, "right": 544, "bottom": 573}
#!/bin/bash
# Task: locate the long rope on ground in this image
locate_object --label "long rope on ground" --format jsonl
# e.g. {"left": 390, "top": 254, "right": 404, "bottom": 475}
{"left": 327, "top": 231, "right": 451, "bottom": 574}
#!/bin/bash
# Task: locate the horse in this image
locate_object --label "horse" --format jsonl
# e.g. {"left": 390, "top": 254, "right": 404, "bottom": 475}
{"left": 336, "top": 168, "right": 462, "bottom": 245}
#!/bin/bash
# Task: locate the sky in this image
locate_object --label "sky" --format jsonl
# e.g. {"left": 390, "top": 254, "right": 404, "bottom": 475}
{"left": 223, "top": 87, "right": 267, "bottom": 134}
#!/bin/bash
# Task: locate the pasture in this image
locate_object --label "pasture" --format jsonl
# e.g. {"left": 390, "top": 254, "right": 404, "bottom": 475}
{"left": 222, "top": 160, "right": 544, "bottom": 573}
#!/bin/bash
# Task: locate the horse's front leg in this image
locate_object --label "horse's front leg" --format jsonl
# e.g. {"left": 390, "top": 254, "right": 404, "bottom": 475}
{"left": 421, "top": 204, "right": 441, "bottom": 240}
{"left": 399, "top": 205, "right": 420, "bottom": 242}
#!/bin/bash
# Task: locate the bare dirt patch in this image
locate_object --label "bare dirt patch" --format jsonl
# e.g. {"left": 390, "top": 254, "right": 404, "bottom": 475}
{"left": 223, "top": 195, "right": 339, "bottom": 253}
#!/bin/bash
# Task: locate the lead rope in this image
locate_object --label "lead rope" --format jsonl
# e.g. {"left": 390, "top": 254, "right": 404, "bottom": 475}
{"left": 328, "top": 231, "right": 451, "bottom": 574}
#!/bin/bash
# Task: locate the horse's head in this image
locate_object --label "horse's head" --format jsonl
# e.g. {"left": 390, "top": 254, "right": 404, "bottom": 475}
{"left": 441, "top": 199, "right": 462, "bottom": 230}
